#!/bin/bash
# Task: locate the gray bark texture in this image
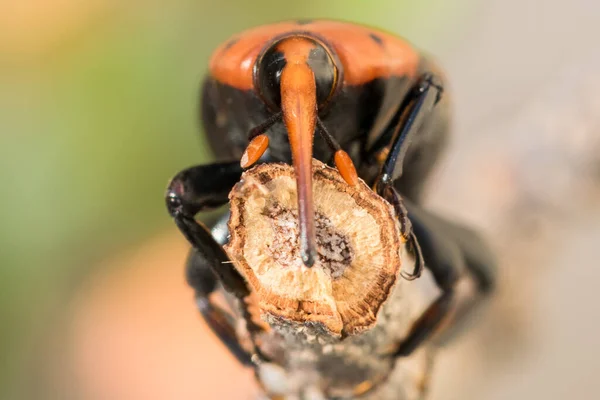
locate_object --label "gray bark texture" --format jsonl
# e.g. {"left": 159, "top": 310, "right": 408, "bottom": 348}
{"left": 251, "top": 263, "right": 437, "bottom": 400}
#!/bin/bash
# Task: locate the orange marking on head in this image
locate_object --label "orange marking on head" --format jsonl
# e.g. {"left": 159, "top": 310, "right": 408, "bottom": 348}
{"left": 209, "top": 20, "right": 420, "bottom": 90}
{"left": 240, "top": 134, "right": 269, "bottom": 168}
{"left": 307, "top": 21, "right": 420, "bottom": 84}
{"left": 280, "top": 48, "right": 318, "bottom": 266}
{"left": 334, "top": 149, "right": 358, "bottom": 185}
{"left": 209, "top": 22, "right": 298, "bottom": 90}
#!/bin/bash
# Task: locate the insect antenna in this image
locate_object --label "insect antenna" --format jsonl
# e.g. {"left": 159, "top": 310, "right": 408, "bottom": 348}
{"left": 317, "top": 117, "right": 358, "bottom": 185}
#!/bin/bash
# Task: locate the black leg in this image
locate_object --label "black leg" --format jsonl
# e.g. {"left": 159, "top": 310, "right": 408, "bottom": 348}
{"left": 373, "top": 73, "right": 444, "bottom": 281}
{"left": 370, "top": 74, "right": 495, "bottom": 356}
{"left": 368, "top": 73, "right": 447, "bottom": 203}
{"left": 378, "top": 184, "right": 425, "bottom": 280}
{"left": 375, "top": 73, "right": 443, "bottom": 188}
{"left": 395, "top": 291, "right": 456, "bottom": 357}
{"left": 166, "top": 162, "right": 249, "bottom": 297}
{"left": 166, "top": 161, "right": 266, "bottom": 365}
{"left": 394, "top": 200, "right": 496, "bottom": 356}
{"left": 186, "top": 249, "right": 253, "bottom": 365}
{"left": 392, "top": 199, "right": 464, "bottom": 356}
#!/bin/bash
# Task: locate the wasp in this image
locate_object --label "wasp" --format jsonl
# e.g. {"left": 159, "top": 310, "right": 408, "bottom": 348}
{"left": 166, "top": 19, "right": 496, "bottom": 390}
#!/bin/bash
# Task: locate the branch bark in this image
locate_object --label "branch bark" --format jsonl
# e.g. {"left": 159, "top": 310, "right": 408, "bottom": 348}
{"left": 224, "top": 160, "right": 437, "bottom": 400}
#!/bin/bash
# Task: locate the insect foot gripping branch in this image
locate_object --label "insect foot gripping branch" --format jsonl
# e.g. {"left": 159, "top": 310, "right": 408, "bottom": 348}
{"left": 225, "top": 159, "right": 434, "bottom": 400}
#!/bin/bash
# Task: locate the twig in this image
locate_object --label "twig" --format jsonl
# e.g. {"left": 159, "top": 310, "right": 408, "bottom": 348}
{"left": 225, "top": 160, "right": 436, "bottom": 400}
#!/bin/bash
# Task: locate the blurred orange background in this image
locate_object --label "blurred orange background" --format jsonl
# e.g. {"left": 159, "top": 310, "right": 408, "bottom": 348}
{"left": 2, "top": 0, "right": 600, "bottom": 399}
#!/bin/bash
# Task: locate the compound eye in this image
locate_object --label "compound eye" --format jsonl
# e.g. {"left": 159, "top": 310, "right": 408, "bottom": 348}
{"left": 255, "top": 45, "right": 286, "bottom": 111}
{"left": 255, "top": 36, "right": 340, "bottom": 112}
{"left": 306, "top": 43, "right": 338, "bottom": 109}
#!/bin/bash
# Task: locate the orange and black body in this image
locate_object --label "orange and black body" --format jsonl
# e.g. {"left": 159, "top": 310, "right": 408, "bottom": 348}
{"left": 202, "top": 20, "right": 448, "bottom": 203}
{"left": 199, "top": 20, "right": 451, "bottom": 266}
{"left": 166, "top": 20, "right": 495, "bottom": 396}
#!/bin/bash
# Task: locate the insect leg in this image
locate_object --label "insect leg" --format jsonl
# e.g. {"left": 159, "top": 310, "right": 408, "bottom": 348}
{"left": 375, "top": 73, "right": 443, "bottom": 190}
{"left": 373, "top": 73, "right": 444, "bottom": 280}
{"left": 186, "top": 247, "right": 253, "bottom": 365}
{"left": 393, "top": 200, "right": 496, "bottom": 356}
{"left": 368, "top": 72, "right": 448, "bottom": 203}
{"left": 166, "top": 161, "right": 264, "bottom": 365}
{"left": 377, "top": 184, "right": 425, "bottom": 280}
{"left": 372, "top": 74, "right": 495, "bottom": 356}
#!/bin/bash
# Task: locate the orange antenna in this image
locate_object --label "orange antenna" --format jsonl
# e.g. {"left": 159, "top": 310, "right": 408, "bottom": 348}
{"left": 315, "top": 118, "right": 358, "bottom": 186}
{"left": 241, "top": 134, "right": 269, "bottom": 168}
{"left": 240, "top": 112, "right": 282, "bottom": 169}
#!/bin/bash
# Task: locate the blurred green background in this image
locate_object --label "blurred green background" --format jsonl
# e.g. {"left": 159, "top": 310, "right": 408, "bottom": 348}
{"left": 3, "top": 0, "right": 600, "bottom": 399}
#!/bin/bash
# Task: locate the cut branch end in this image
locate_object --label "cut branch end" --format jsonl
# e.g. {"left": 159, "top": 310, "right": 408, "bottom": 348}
{"left": 226, "top": 160, "right": 404, "bottom": 337}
